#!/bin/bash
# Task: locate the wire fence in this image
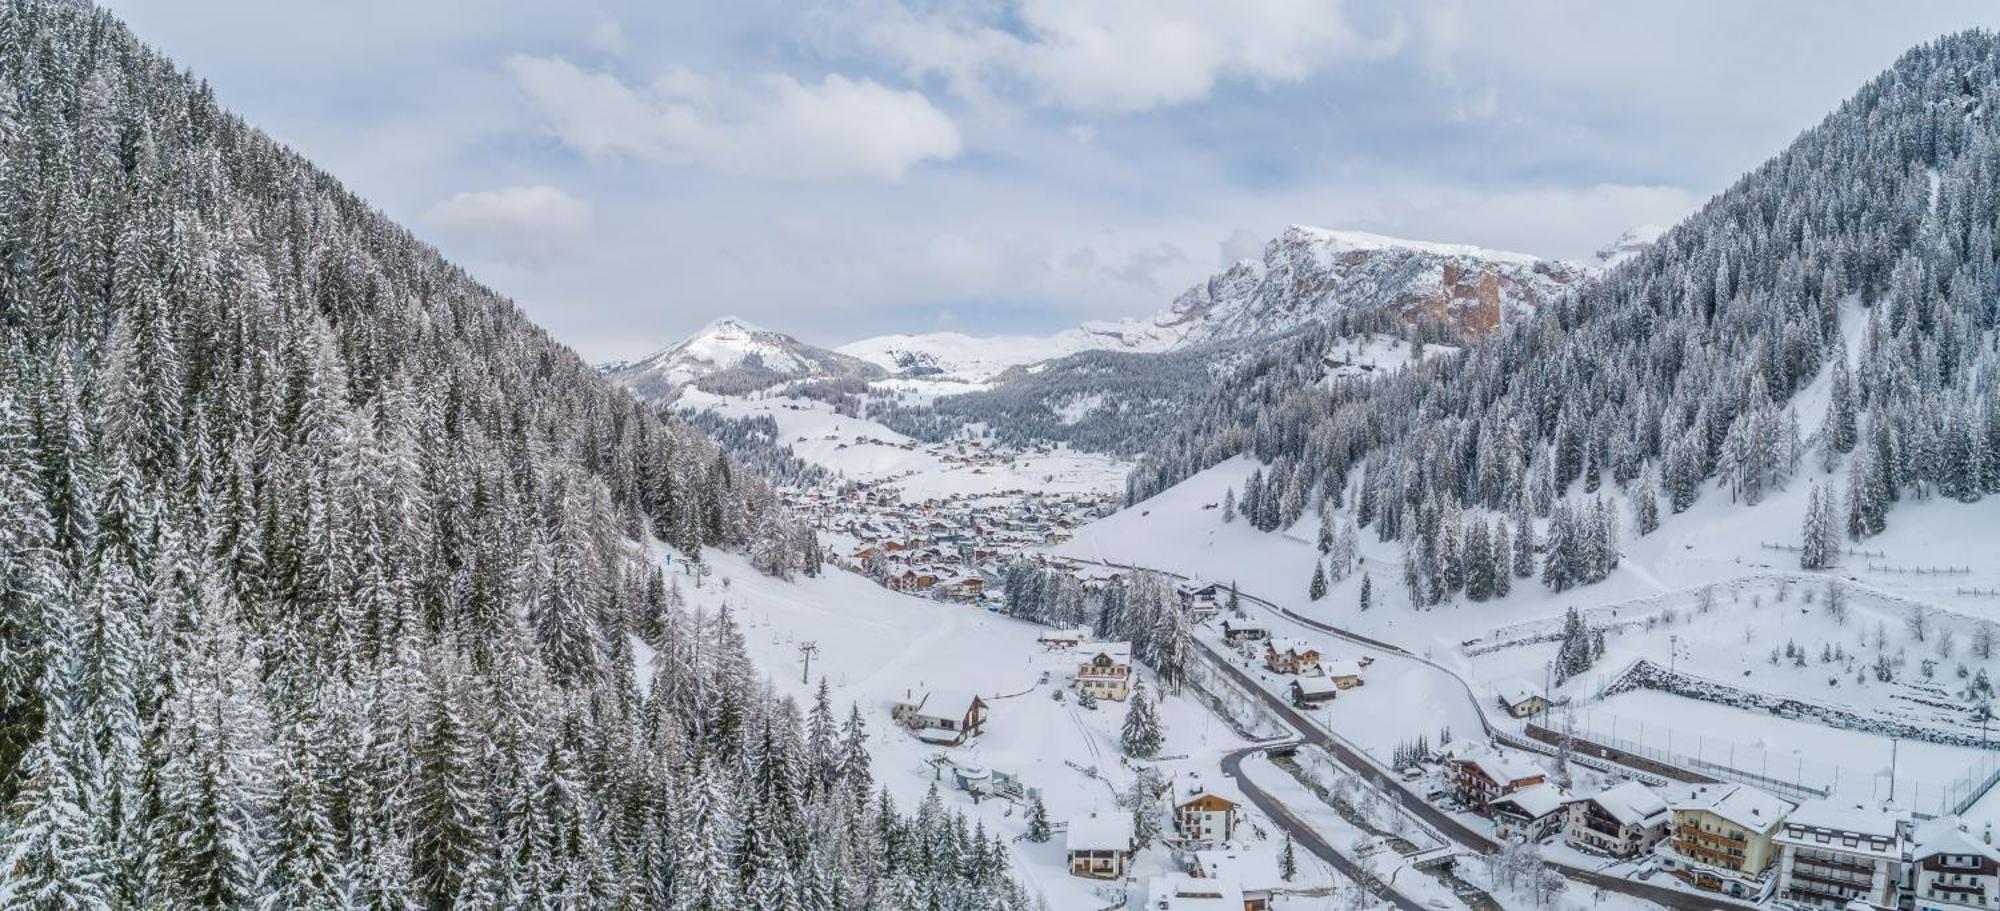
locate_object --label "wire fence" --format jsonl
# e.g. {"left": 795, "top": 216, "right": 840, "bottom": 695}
{"left": 1562, "top": 708, "right": 2000, "bottom": 817}
{"left": 1758, "top": 542, "right": 1886, "bottom": 558}
{"left": 1868, "top": 563, "right": 1974, "bottom": 576}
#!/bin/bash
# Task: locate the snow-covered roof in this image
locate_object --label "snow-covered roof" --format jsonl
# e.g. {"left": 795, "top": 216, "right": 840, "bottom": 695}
{"left": 1490, "top": 782, "right": 1569, "bottom": 819}
{"left": 1782, "top": 799, "right": 1905, "bottom": 840}
{"left": 1496, "top": 679, "right": 1542, "bottom": 707}
{"left": 1572, "top": 781, "right": 1668, "bottom": 827}
{"left": 1670, "top": 783, "right": 1793, "bottom": 833}
{"left": 1446, "top": 742, "right": 1545, "bottom": 785}
{"left": 1146, "top": 874, "right": 1243, "bottom": 910}
{"left": 1065, "top": 811, "right": 1134, "bottom": 853}
{"left": 1177, "top": 789, "right": 1239, "bottom": 811}
{"left": 1912, "top": 818, "right": 2000, "bottom": 864}
{"left": 1776, "top": 800, "right": 1905, "bottom": 861}
{"left": 1076, "top": 641, "right": 1131, "bottom": 661}
{"left": 1291, "top": 676, "right": 1340, "bottom": 696}
{"left": 898, "top": 689, "right": 984, "bottom": 718}
{"left": 1194, "top": 848, "right": 1286, "bottom": 891}
{"left": 1268, "top": 638, "right": 1318, "bottom": 656}
{"left": 1320, "top": 658, "right": 1363, "bottom": 680}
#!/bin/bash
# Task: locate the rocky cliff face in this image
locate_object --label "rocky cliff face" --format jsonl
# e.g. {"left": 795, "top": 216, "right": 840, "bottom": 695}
{"left": 1157, "top": 225, "right": 1590, "bottom": 341}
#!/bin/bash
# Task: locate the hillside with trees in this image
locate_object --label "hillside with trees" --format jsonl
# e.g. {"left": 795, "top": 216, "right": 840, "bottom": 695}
{"left": 1129, "top": 31, "right": 2000, "bottom": 605}
{"left": 0, "top": 2, "right": 1021, "bottom": 907}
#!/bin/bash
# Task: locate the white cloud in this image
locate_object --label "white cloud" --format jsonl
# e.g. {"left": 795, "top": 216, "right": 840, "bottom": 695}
{"left": 423, "top": 185, "right": 594, "bottom": 267}
{"left": 505, "top": 55, "right": 961, "bottom": 181}
{"left": 1218, "top": 228, "right": 1264, "bottom": 266}
{"left": 868, "top": 0, "right": 1401, "bottom": 113}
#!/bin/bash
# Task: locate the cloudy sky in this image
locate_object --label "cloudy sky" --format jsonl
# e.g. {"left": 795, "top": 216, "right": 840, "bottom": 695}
{"left": 104, "top": 1, "right": 2000, "bottom": 360}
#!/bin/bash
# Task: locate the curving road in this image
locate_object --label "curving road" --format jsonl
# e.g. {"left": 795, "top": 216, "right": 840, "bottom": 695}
{"left": 1221, "top": 744, "right": 1427, "bottom": 911}
{"left": 1199, "top": 636, "right": 1756, "bottom": 911}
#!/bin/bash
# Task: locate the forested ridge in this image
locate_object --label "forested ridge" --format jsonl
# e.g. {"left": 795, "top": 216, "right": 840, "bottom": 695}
{"left": 1131, "top": 32, "right": 2000, "bottom": 606}
{"left": 0, "top": 1, "right": 1024, "bottom": 908}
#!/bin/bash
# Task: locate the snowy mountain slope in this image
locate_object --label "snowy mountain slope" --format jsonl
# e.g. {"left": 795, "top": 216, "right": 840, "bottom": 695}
{"left": 604, "top": 316, "right": 884, "bottom": 401}
{"left": 842, "top": 225, "right": 1592, "bottom": 382}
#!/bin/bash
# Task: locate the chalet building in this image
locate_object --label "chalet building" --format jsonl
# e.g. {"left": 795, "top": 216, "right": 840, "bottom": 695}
{"left": 1773, "top": 800, "right": 1907, "bottom": 911}
{"left": 1489, "top": 782, "right": 1570, "bottom": 843}
{"left": 1563, "top": 781, "right": 1670, "bottom": 859}
{"left": 1661, "top": 783, "right": 1795, "bottom": 899}
{"left": 1441, "top": 742, "right": 1547, "bottom": 811}
{"left": 1263, "top": 639, "right": 1321, "bottom": 675}
{"left": 1192, "top": 848, "right": 1286, "bottom": 911}
{"left": 1146, "top": 874, "right": 1243, "bottom": 911}
{"left": 1067, "top": 810, "right": 1136, "bottom": 879}
{"left": 1075, "top": 643, "right": 1134, "bottom": 702}
{"left": 1320, "top": 658, "right": 1365, "bottom": 689}
{"left": 1496, "top": 680, "right": 1547, "bottom": 718}
{"left": 1221, "top": 620, "right": 1269, "bottom": 645}
{"left": 1289, "top": 676, "right": 1338, "bottom": 708}
{"left": 889, "top": 691, "right": 988, "bottom": 746}
{"left": 1909, "top": 817, "right": 2000, "bottom": 911}
{"left": 1037, "top": 628, "right": 1088, "bottom": 650}
{"left": 1174, "top": 790, "right": 1240, "bottom": 848}
{"left": 1177, "top": 582, "right": 1226, "bottom": 621}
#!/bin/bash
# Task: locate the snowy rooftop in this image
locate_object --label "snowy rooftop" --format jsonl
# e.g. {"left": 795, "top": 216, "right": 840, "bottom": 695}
{"left": 1268, "top": 638, "right": 1317, "bottom": 656}
{"left": 1574, "top": 780, "right": 1669, "bottom": 827}
{"left": 1076, "top": 641, "right": 1132, "bottom": 660}
{"left": 1291, "top": 676, "right": 1340, "bottom": 696}
{"left": 1496, "top": 679, "right": 1541, "bottom": 706}
{"left": 1145, "top": 874, "right": 1243, "bottom": 910}
{"left": 1320, "top": 658, "right": 1363, "bottom": 680}
{"left": 1913, "top": 818, "right": 2000, "bottom": 863}
{"left": 1445, "top": 741, "right": 1546, "bottom": 785}
{"left": 1194, "top": 848, "right": 1286, "bottom": 891}
{"left": 1782, "top": 799, "right": 1906, "bottom": 841}
{"left": 1670, "top": 783, "right": 1794, "bottom": 833}
{"left": 1491, "top": 781, "right": 1569, "bottom": 818}
{"left": 1065, "top": 810, "right": 1134, "bottom": 852}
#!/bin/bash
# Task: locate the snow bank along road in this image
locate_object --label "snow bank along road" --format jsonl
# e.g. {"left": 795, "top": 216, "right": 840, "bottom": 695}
{"left": 1220, "top": 743, "right": 1426, "bottom": 911}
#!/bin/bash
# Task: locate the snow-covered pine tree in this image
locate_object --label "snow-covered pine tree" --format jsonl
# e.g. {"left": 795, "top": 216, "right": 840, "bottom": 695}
{"left": 1120, "top": 687, "right": 1166, "bottom": 759}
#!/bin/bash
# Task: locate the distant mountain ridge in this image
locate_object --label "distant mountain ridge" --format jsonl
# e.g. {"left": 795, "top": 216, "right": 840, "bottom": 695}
{"left": 604, "top": 316, "right": 884, "bottom": 401}
{"left": 840, "top": 225, "right": 1596, "bottom": 381}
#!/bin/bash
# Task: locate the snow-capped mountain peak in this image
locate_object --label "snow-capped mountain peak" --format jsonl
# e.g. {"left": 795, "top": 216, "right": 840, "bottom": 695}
{"left": 605, "top": 315, "right": 883, "bottom": 402}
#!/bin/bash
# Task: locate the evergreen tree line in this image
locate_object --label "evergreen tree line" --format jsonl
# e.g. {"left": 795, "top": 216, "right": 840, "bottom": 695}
{"left": 997, "top": 563, "right": 1192, "bottom": 690}
{"left": 0, "top": 3, "right": 1015, "bottom": 907}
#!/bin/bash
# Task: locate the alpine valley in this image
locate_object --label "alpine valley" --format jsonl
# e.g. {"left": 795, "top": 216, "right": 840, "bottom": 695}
{"left": 10, "top": 5, "right": 2000, "bottom": 911}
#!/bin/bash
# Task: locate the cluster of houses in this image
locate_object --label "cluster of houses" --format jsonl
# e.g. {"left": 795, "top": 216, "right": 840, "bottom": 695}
{"left": 1439, "top": 740, "right": 2000, "bottom": 911}
{"left": 1219, "top": 621, "right": 1371, "bottom": 708}
{"left": 784, "top": 479, "right": 1116, "bottom": 603}
{"left": 1066, "top": 776, "right": 1289, "bottom": 910}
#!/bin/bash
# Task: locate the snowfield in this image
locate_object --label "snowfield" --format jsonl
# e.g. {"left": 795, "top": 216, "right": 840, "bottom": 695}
{"left": 680, "top": 387, "right": 1131, "bottom": 501}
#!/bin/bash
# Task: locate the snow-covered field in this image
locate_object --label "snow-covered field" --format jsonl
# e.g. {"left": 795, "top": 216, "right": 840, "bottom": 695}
{"left": 680, "top": 387, "right": 1130, "bottom": 501}
{"left": 645, "top": 544, "right": 1344, "bottom": 908}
